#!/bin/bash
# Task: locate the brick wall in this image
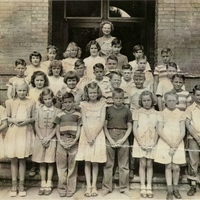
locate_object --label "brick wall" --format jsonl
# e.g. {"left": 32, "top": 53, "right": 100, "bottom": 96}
{"left": 0, "top": 0, "right": 51, "bottom": 103}
{"left": 156, "top": 0, "right": 200, "bottom": 74}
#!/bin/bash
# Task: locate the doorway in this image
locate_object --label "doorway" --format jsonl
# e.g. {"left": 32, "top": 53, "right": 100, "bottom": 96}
{"left": 52, "top": 0, "right": 155, "bottom": 68}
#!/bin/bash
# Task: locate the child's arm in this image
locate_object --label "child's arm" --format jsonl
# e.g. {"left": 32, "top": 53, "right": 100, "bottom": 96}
{"left": 42, "top": 127, "right": 57, "bottom": 148}
{"left": 186, "top": 118, "right": 200, "bottom": 145}
{"left": 104, "top": 120, "right": 116, "bottom": 147}
{"left": 153, "top": 75, "right": 159, "bottom": 94}
{"left": 157, "top": 121, "right": 175, "bottom": 148}
{"left": 0, "top": 119, "right": 7, "bottom": 132}
{"left": 174, "top": 120, "right": 185, "bottom": 148}
{"left": 7, "top": 86, "right": 13, "bottom": 100}
{"left": 81, "top": 108, "right": 93, "bottom": 144}
{"left": 116, "top": 122, "right": 132, "bottom": 146}
{"left": 35, "top": 121, "right": 44, "bottom": 141}
{"left": 157, "top": 96, "right": 163, "bottom": 111}
{"left": 91, "top": 105, "right": 106, "bottom": 142}
{"left": 56, "top": 124, "right": 66, "bottom": 148}
{"left": 66, "top": 125, "right": 81, "bottom": 149}
{"left": 133, "top": 120, "right": 144, "bottom": 147}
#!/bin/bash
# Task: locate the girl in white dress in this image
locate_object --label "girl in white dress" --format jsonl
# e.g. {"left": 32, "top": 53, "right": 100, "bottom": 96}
{"left": 154, "top": 91, "right": 186, "bottom": 200}
{"left": 5, "top": 81, "right": 35, "bottom": 197}
{"left": 132, "top": 90, "right": 158, "bottom": 198}
{"left": 76, "top": 82, "right": 106, "bottom": 197}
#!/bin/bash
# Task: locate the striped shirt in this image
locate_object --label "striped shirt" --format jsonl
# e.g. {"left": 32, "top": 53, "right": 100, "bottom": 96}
{"left": 54, "top": 110, "right": 81, "bottom": 137}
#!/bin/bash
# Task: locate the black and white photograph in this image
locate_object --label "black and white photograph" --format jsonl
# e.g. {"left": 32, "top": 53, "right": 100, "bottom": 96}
{"left": 0, "top": 0, "right": 200, "bottom": 199}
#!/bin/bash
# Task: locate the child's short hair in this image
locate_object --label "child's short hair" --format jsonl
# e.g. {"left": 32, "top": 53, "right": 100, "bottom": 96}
{"left": 84, "top": 82, "right": 102, "bottom": 101}
{"left": 47, "top": 45, "right": 58, "bottom": 54}
{"left": 62, "top": 92, "right": 75, "bottom": 102}
{"left": 63, "top": 71, "right": 80, "bottom": 84}
{"left": 138, "top": 90, "right": 156, "bottom": 107}
{"left": 86, "top": 40, "right": 101, "bottom": 52}
{"left": 100, "top": 20, "right": 114, "bottom": 31}
{"left": 38, "top": 88, "right": 56, "bottom": 104}
{"left": 121, "top": 64, "right": 132, "bottom": 71}
{"left": 164, "top": 91, "right": 179, "bottom": 102}
{"left": 93, "top": 63, "right": 104, "bottom": 71}
{"left": 74, "top": 59, "right": 85, "bottom": 68}
{"left": 133, "top": 45, "right": 144, "bottom": 53}
{"left": 48, "top": 60, "right": 63, "bottom": 76}
{"left": 136, "top": 55, "right": 147, "bottom": 62}
{"left": 15, "top": 59, "right": 26, "bottom": 67}
{"left": 172, "top": 74, "right": 185, "bottom": 82}
{"left": 30, "top": 70, "right": 49, "bottom": 88}
{"left": 133, "top": 69, "right": 145, "bottom": 79}
{"left": 161, "top": 47, "right": 172, "bottom": 55}
{"left": 111, "top": 37, "right": 122, "bottom": 46}
{"left": 192, "top": 84, "right": 200, "bottom": 95}
{"left": 106, "top": 55, "right": 118, "bottom": 63}
{"left": 112, "top": 88, "right": 124, "bottom": 97}
{"left": 166, "top": 62, "right": 177, "bottom": 70}
{"left": 29, "top": 51, "right": 42, "bottom": 62}
{"left": 109, "top": 71, "right": 122, "bottom": 80}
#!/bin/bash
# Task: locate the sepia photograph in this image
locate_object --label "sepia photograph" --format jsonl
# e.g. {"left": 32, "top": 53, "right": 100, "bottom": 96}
{"left": 0, "top": 0, "right": 200, "bottom": 199}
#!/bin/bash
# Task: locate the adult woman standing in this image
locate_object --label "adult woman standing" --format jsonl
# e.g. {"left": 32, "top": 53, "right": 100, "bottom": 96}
{"left": 96, "top": 21, "right": 115, "bottom": 59}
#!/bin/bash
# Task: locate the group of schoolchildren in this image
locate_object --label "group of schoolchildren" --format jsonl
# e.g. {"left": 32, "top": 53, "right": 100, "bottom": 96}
{"left": 0, "top": 21, "right": 200, "bottom": 200}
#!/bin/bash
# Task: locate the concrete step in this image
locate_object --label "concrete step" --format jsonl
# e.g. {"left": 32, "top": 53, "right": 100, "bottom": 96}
{"left": 0, "top": 160, "right": 190, "bottom": 190}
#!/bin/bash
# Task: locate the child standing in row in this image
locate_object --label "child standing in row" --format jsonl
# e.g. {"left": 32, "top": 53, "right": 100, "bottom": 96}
{"left": 29, "top": 71, "right": 49, "bottom": 107}
{"left": 41, "top": 45, "right": 58, "bottom": 74}
{"left": 84, "top": 40, "right": 105, "bottom": 79}
{"left": 55, "top": 92, "right": 81, "bottom": 197}
{"left": 76, "top": 82, "right": 107, "bottom": 197}
{"left": 7, "top": 59, "right": 29, "bottom": 99}
{"left": 5, "top": 82, "right": 36, "bottom": 197}
{"left": 32, "top": 88, "right": 61, "bottom": 196}
{"left": 101, "top": 88, "right": 132, "bottom": 197}
{"left": 48, "top": 60, "right": 66, "bottom": 95}
{"left": 155, "top": 92, "right": 186, "bottom": 200}
{"left": 132, "top": 90, "right": 158, "bottom": 198}
{"left": 185, "top": 85, "right": 200, "bottom": 197}
{"left": 0, "top": 104, "right": 7, "bottom": 160}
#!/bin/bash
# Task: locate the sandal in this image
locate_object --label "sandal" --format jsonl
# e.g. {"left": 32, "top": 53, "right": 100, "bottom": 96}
{"left": 140, "top": 185, "right": 146, "bottom": 198}
{"left": 84, "top": 188, "right": 91, "bottom": 197}
{"left": 91, "top": 188, "right": 98, "bottom": 197}
{"left": 38, "top": 187, "right": 45, "bottom": 195}
{"left": 146, "top": 185, "right": 153, "bottom": 198}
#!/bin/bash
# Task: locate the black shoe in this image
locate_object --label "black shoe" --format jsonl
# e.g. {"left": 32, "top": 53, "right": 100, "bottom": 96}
{"left": 166, "top": 192, "right": 173, "bottom": 200}
{"left": 187, "top": 186, "right": 196, "bottom": 196}
{"left": 173, "top": 190, "right": 182, "bottom": 199}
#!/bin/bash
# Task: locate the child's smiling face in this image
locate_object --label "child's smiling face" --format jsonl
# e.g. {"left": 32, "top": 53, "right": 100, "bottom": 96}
{"left": 165, "top": 94, "right": 178, "bottom": 111}
{"left": 31, "top": 56, "right": 41, "bottom": 67}
{"left": 66, "top": 78, "right": 77, "bottom": 89}
{"left": 194, "top": 90, "right": 200, "bottom": 105}
{"left": 34, "top": 75, "right": 45, "bottom": 89}
{"left": 172, "top": 77, "right": 184, "bottom": 92}
{"left": 15, "top": 64, "right": 26, "bottom": 77}
{"left": 47, "top": 49, "right": 57, "bottom": 61}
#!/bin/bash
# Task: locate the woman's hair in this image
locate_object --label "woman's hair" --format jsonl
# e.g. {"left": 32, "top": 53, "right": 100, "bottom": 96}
{"left": 63, "top": 71, "right": 80, "bottom": 84}
{"left": 48, "top": 60, "right": 63, "bottom": 76}
{"left": 100, "top": 21, "right": 114, "bottom": 31}
{"left": 13, "top": 81, "right": 29, "bottom": 99}
{"left": 86, "top": 40, "right": 101, "bottom": 52}
{"left": 38, "top": 88, "right": 56, "bottom": 105}
{"left": 29, "top": 51, "right": 42, "bottom": 62}
{"left": 164, "top": 91, "right": 179, "bottom": 104}
{"left": 30, "top": 70, "right": 49, "bottom": 88}
{"left": 138, "top": 90, "right": 157, "bottom": 107}
{"left": 193, "top": 84, "right": 200, "bottom": 95}
{"left": 15, "top": 59, "right": 26, "bottom": 67}
{"left": 172, "top": 73, "right": 185, "bottom": 82}
{"left": 83, "top": 82, "right": 102, "bottom": 101}
{"left": 63, "top": 42, "right": 81, "bottom": 58}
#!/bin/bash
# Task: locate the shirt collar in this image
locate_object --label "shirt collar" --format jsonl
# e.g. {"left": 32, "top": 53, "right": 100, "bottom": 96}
{"left": 43, "top": 105, "right": 54, "bottom": 111}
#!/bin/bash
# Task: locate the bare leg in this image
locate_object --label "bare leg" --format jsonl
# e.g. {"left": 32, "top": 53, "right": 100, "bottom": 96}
{"left": 40, "top": 163, "right": 46, "bottom": 187}
{"left": 139, "top": 158, "right": 146, "bottom": 186}
{"left": 47, "top": 163, "right": 54, "bottom": 187}
{"left": 165, "top": 163, "right": 172, "bottom": 186}
{"left": 11, "top": 158, "right": 18, "bottom": 182}
{"left": 85, "top": 162, "right": 92, "bottom": 191}
{"left": 172, "top": 164, "right": 180, "bottom": 185}
{"left": 146, "top": 159, "right": 153, "bottom": 186}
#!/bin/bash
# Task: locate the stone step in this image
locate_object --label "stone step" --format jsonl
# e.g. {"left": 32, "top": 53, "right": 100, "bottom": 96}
{"left": 0, "top": 161, "right": 190, "bottom": 190}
